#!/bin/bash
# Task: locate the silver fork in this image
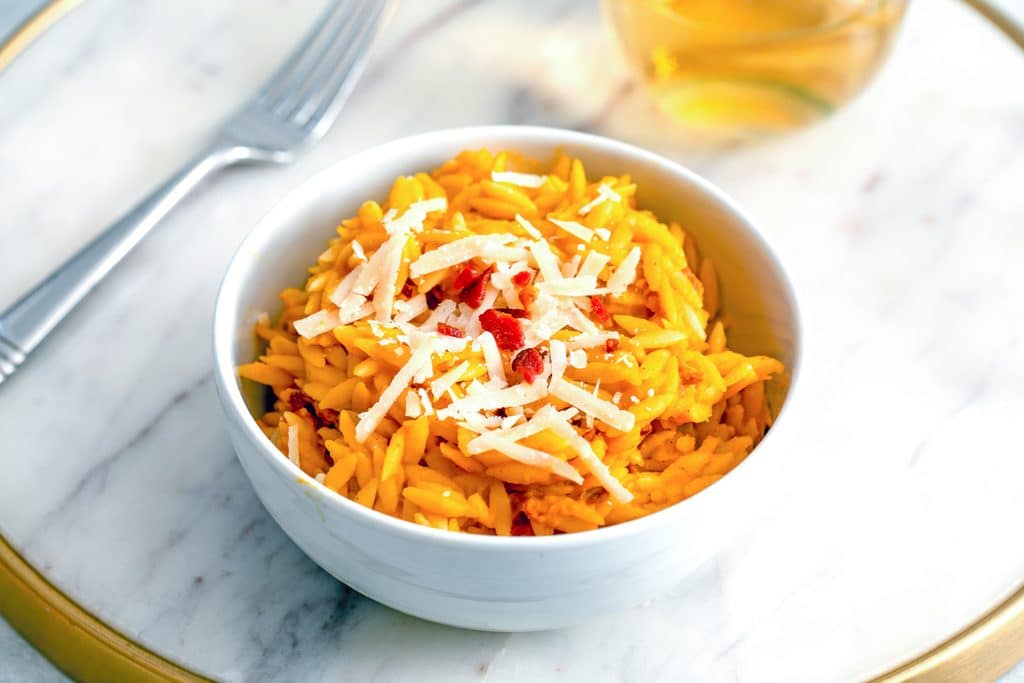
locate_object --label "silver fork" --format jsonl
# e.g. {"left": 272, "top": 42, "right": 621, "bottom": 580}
{"left": 0, "top": 0, "right": 394, "bottom": 384}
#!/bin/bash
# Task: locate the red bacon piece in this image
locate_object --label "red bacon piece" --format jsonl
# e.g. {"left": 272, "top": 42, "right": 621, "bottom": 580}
{"left": 453, "top": 261, "right": 486, "bottom": 290}
{"left": 510, "top": 511, "right": 535, "bottom": 536}
{"left": 437, "top": 323, "right": 464, "bottom": 338}
{"left": 458, "top": 267, "right": 493, "bottom": 309}
{"left": 589, "top": 295, "right": 610, "bottom": 325}
{"left": 425, "top": 285, "right": 444, "bottom": 310}
{"left": 493, "top": 307, "right": 528, "bottom": 319}
{"left": 511, "top": 348, "right": 544, "bottom": 384}
{"left": 479, "top": 309, "right": 525, "bottom": 351}
{"left": 511, "top": 270, "right": 533, "bottom": 287}
{"left": 518, "top": 284, "right": 538, "bottom": 312}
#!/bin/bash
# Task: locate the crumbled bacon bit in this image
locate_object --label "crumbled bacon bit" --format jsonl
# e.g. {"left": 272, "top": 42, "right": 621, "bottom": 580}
{"left": 437, "top": 322, "right": 465, "bottom": 338}
{"left": 511, "top": 270, "right": 533, "bottom": 287}
{"left": 493, "top": 307, "right": 528, "bottom": 319}
{"left": 479, "top": 309, "right": 525, "bottom": 351}
{"left": 511, "top": 348, "right": 545, "bottom": 383}
{"left": 284, "top": 389, "right": 308, "bottom": 414}
{"left": 316, "top": 407, "right": 340, "bottom": 429}
{"left": 453, "top": 260, "right": 486, "bottom": 291}
{"left": 605, "top": 338, "right": 619, "bottom": 353}
{"left": 589, "top": 296, "right": 610, "bottom": 325}
{"left": 425, "top": 285, "right": 444, "bottom": 310}
{"left": 519, "top": 284, "right": 538, "bottom": 311}
{"left": 510, "top": 511, "right": 534, "bottom": 536}
{"left": 458, "top": 266, "right": 493, "bottom": 309}
{"left": 401, "top": 279, "right": 415, "bottom": 297}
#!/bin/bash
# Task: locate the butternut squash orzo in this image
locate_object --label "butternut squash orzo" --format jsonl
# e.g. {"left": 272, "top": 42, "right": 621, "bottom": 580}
{"left": 240, "top": 149, "right": 783, "bottom": 535}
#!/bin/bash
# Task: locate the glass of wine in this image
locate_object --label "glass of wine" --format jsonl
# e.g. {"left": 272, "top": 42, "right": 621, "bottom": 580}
{"left": 603, "top": 0, "right": 910, "bottom": 137}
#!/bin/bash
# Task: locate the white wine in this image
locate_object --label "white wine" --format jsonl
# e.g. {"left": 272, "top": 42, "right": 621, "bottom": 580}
{"left": 604, "top": 0, "right": 908, "bottom": 136}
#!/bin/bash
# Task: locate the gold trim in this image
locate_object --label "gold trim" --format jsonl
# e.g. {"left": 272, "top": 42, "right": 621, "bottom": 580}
{"left": 871, "top": 584, "right": 1024, "bottom": 682}
{"left": 0, "top": 0, "right": 84, "bottom": 71}
{"left": 962, "top": 0, "right": 1024, "bottom": 52}
{"left": 0, "top": 535, "right": 208, "bottom": 682}
{"left": 0, "top": 0, "right": 1022, "bottom": 681}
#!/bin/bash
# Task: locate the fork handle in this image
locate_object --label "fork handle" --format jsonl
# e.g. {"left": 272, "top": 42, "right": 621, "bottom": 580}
{"left": 0, "top": 146, "right": 242, "bottom": 383}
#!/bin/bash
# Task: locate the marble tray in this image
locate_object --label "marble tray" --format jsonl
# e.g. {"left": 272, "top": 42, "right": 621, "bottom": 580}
{"left": 1, "top": 1, "right": 1023, "bottom": 681}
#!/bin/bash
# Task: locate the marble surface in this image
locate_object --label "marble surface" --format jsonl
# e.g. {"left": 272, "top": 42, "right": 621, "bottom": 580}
{"left": 2, "top": 0, "right": 1024, "bottom": 681}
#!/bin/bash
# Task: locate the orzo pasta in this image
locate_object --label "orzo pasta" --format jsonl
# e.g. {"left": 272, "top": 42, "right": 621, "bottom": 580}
{"left": 239, "top": 148, "right": 783, "bottom": 535}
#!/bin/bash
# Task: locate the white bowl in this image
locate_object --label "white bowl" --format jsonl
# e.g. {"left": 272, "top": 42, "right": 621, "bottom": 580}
{"left": 213, "top": 125, "right": 803, "bottom": 631}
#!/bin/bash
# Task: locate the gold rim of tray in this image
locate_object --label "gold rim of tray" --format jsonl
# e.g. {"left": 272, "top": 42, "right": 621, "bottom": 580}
{"left": 0, "top": 0, "right": 81, "bottom": 71}
{"left": 0, "top": 0, "right": 1022, "bottom": 681}
{"left": 0, "top": 535, "right": 207, "bottom": 682}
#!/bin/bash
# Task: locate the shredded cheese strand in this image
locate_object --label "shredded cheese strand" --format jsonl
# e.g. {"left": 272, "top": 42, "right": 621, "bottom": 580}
{"left": 607, "top": 246, "right": 641, "bottom": 295}
{"left": 549, "top": 217, "right": 594, "bottom": 242}
{"left": 549, "top": 378, "right": 635, "bottom": 432}
{"left": 491, "top": 171, "right": 547, "bottom": 188}
{"left": 355, "top": 343, "right": 433, "bottom": 443}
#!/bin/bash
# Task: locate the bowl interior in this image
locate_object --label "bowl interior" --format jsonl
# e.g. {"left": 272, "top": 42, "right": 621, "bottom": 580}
{"left": 217, "top": 126, "right": 799, "bottom": 468}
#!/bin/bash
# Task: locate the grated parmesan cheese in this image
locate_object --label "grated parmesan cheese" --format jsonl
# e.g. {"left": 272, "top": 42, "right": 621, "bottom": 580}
{"left": 339, "top": 298, "right": 374, "bottom": 324}
{"left": 351, "top": 240, "right": 367, "bottom": 262}
{"left": 469, "top": 433, "right": 583, "bottom": 484}
{"left": 394, "top": 294, "right": 429, "bottom": 324}
{"left": 515, "top": 214, "right": 543, "bottom": 239}
{"left": 431, "top": 335, "right": 470, "bottom": 355}
{"left": 561, "top": 300, "right": 600, "bottom": 333}
{"left": 355, "top": 343, "right": 433, "bottom": 442}
{"left": 527, "top": 239, "right": 562, "bottom": 284}
{"left": 477, "top": 331, "right": 508, "bottom": 388}
{"left": 328, "top": 264, "right": 364, "bottom": 308}
{"left": 549, "top": 378, "right": 635, "bottom": 432}
{"left": 536, "top": 412, "right": 633, "bottom": 503}
{"left": 293, "top": 309, "right": 342, "bottom": 339}
{"left": 537, "top": 276, "right": 603, "bottom": 297}
{"left": 606, "top": 246, "right": 641, "bottom": 296}
{"left": 437, "top": 381, "right": 546, "bottom": 420}
{"left": 416, "top": 388, "right": 434, "bottom": 415}
{"left": 458, "top": 414, "right": 505, "bottom": 432}
{"left": 492, "top": 171, "right": 547, "bottom": 188}
{"left": 594, "top": 227, "right": 611, "bottom": 242}
{"left": 578, "top": 184, "right": 622, "bottom": 216}
{"left": 548, "top": 217, "right": 594, "bottom": 242}
{"left": 419, "top": 299, "right": 457, "bottom": 330}
{"left": 286, "top": 424, "right": 300, "bottom": 466}
{"left": 383, "top": 197, "right": 447, "bottom": 235}
{"left": 405, "top": 390, "right": 422, "bottom": 418}
{"left": 562, "top": 254, "right": 582, "bottom": 279}
{"left": 549, "top": 339, "right": 568, "bottom": 387}
{"left": 409, "top": 234, "right": 520, "bottom": 278}
{"left": 565, "top": 331, "right": 618, "bottom": 350}
{"left": 465, "top": 405, "right": 578, "bottom": 452}
{"left": 577, "top": 251, "right": 611, "bottom": 279}
{"left": 430, "top": 360, "right": 470, "bottom": 399}
{"left": 372, "top": 232, "right": 412, "bottom": 322}
{"left": 500, "top": 414, "right": 522, "bottom": 430}
{"left": 568, "top": 349, "right": 588, "bottom": 369}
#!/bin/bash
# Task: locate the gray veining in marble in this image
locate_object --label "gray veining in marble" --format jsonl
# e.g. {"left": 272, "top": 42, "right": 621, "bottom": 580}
{"left": 1, "top": 0, "right": 1024, "bottom": 681}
